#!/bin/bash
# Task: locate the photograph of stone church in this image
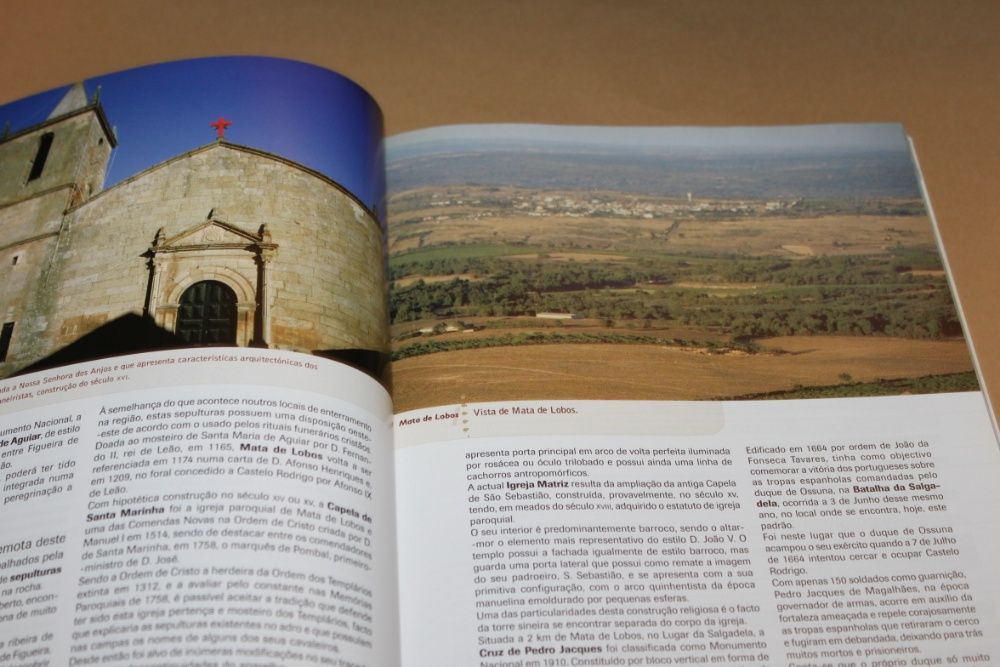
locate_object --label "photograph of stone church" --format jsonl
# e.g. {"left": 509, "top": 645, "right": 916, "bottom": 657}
{"left": 0, "top": 58, "right": 388, "bottom": 380}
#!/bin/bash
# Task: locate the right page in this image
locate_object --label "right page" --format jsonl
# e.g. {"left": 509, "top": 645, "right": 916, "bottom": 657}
{"left": 387, "top": 124, "right": 1000, "bottom": 665}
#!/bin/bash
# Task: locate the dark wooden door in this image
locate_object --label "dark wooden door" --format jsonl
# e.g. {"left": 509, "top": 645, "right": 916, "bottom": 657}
{"left": 177, "top": 281, "right": 237, "bottom": 344}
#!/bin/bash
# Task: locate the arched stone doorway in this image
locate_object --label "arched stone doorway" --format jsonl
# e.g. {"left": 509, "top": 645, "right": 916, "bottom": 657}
{"left": 144, "top": 215, "right": 277, "bottom": 347}
{"left": 176, "top": 280, "right": 237, "bottom": 345}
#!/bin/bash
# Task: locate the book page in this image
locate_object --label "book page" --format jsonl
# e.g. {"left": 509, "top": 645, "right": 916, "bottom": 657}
{"left": 0, "top": 57, "right": 399, "bottom": 664}
{"left": 395, "top": 394, "right": 1000, "bottom": 665}
{"left": 0, "top": 352, "right": 398, "bottom": 665}
{"left": 386, "top": 124, "right": 1000, "bottom": 663}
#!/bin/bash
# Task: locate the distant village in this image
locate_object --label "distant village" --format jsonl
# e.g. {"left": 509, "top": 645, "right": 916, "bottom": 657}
{"left": 411, "top": 311, "right": 583, "bottom": 336}
{"left": 422, "top": 191, "right": 796, "bottom": 222}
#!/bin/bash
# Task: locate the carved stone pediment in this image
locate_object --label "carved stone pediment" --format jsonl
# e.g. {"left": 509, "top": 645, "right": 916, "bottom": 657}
{"left": 144, "top": 217, "right": 278, "bottom": 348}
{"left": 155, "top": 219, "right": 263, "bottom": 252}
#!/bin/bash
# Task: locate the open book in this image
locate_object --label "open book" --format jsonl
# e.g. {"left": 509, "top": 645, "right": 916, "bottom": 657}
{"left": 1, "top": 56, "right": 998, "bottom": 666}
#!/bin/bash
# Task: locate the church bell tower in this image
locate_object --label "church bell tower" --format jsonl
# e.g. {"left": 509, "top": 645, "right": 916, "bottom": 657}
{"left": 0, "top": 82, "right": 117, "bottom": 373}
{"left": 0, "top": 82, "right": 116, "bottom": 207}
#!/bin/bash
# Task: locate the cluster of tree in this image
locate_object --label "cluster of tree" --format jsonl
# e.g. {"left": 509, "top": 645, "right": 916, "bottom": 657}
{"left": 391, "top": 254, "right": 670, "bottom": 285}
{"left": 783, "top": 198, "right": 925, "bottom": 217}
{"left": 391, "top": 278, "right": 677, "bottom": 322}
{"left": 391, "top": 331, "right": 753, "bottom": 361}
{"left": 390, "top": 259, "right": 675, "bottom": 322}
{"left": 710, "top": 253, "right": 936, "bottom": 286}
{"left": 392, "top": 249, "right": 942, "bottom": 287}
{"left": 685, "top": 289, "right": 962, "bottom": 339}
{"left": 389, "top": 251, "right": 962, "bottom": 341}
{"left": 726, "top": 372, "right": 979, "bottom": 401}
{"left": 723, "top": 305, "right": 961, "bottom": 339}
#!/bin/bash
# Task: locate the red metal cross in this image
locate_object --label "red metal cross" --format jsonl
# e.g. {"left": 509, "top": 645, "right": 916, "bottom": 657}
{"left": 210, "top": 117, "right": 232, "bottom": 140}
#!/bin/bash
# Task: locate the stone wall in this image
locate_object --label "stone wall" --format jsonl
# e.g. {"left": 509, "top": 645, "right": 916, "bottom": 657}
{"left": 0, "top": 106, "right": 113, "bottom": 373}
{"left": 16, "top": 142, "right": 387, "bottom": 368}
{"left": 0, "top": 109, "right": 111, "bottom": 206}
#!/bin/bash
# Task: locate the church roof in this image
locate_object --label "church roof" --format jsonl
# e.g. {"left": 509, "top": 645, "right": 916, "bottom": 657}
{"left": 0, "top": 84, "right": 116, "bottom": 149}
{"left": 67, "top": 140, "right": 377, "bottom": 224}
{"left": 48, "top": 82, "right": 89, "bottom": 119}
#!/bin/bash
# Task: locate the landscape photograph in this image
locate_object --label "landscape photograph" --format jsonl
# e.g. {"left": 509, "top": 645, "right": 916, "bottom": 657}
{"left": 385, "top": 124, "right": 977, "bottom": 412}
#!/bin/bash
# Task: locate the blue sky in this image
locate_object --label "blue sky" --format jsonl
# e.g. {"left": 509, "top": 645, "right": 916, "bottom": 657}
{"left": 0, "top": 57, "right": 385, "bottom": 215}
{"left": 387, "top": 122, "right": 911, "bottom": 158}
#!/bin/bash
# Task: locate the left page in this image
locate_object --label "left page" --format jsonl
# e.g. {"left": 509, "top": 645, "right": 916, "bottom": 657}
{"left": 0, "top": 57, "right": 399, "bottom": 666}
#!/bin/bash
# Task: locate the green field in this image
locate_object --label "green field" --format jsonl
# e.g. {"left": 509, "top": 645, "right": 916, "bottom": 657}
{"left": 386, "top": 180, "right": 975, "bottom": 406}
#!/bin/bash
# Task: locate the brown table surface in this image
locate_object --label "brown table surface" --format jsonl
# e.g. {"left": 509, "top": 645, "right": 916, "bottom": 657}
{"left": 2, "top": 1, "right": 998, "bottom": 419}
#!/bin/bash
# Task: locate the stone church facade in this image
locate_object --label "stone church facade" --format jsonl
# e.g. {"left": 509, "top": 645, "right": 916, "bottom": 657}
{"left": 0, "top": 84, "right": 387, "bottom": 378}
